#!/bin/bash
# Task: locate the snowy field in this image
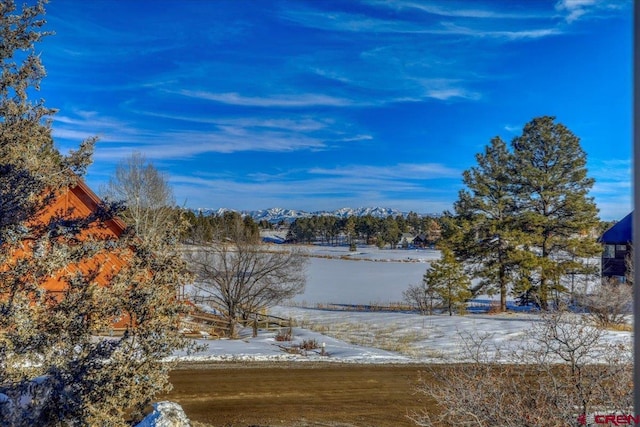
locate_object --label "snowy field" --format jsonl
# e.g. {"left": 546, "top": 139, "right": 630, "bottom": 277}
{"left": 173, "top": 307, "right": 632, "bottom": 364}
{"left": 176, "top": 244, "right": 632, "bottom": 364}
{"left": 293, "top": 244, "right": 439, "bottom": 305}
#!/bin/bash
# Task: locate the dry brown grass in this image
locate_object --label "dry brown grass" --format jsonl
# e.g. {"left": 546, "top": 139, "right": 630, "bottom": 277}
{"left": 606, "top": 322, "right": 633, "bottom": 332}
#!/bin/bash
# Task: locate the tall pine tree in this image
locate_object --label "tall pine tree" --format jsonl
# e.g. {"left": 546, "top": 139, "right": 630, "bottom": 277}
{"left": 511, "top": 116, "right": 600, "bottom": 309}
{"left": 450, "top": 137, "right": 524, "bottom": 312}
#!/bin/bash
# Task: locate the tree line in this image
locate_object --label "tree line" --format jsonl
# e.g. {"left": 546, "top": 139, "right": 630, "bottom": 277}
{"left": 285, "top": 213, "right": 442, "bottom": 248}
{"left": 178, "top": 208, "right": 444, "bottom": 249}
{"left": 182, "top": 209, "right": 261, "bottom": 244}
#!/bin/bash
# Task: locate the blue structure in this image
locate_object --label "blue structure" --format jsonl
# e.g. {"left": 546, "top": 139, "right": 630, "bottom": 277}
{"left": 599, "top": 212, "right": 632, "bottom": 281}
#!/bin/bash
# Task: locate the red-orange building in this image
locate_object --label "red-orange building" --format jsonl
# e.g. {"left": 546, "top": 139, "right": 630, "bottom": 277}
{"left": 30, "top": 179, "right": 128, "bottom": 295}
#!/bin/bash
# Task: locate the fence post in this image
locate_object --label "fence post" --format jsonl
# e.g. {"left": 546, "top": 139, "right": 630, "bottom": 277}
{"left": 253, "top": 313, "right": 258, "bottom": 337}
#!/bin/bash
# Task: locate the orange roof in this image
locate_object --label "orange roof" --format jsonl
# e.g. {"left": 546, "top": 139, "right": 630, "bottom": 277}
{"left": 29, "top": 179, "right": 129, "bottom": 293}
{"left": 37, "top": 179, "right": 126, "bottom": 238}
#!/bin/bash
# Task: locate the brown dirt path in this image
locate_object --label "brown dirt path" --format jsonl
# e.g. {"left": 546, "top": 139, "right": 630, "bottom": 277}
{"left": 161, "top": 362, "right": 437, "bottom": 427}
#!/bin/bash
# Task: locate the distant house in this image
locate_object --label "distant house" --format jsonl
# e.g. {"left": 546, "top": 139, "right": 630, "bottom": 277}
{"left": 599, "top": 212, "right": 632, "bottom": 282}
{"left": 412, "top": 233, "right": 429, "bottom": 248}
{"left": 399, "top": 233, "right": 415, "bottom": 248}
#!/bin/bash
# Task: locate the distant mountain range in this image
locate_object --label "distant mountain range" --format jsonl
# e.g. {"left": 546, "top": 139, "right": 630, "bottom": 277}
{"left": 192, "top": 207, "right": 432, "bottom": 223}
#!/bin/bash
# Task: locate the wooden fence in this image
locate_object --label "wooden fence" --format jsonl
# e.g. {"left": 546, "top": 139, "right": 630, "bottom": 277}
{"left": 183, "top": 296, "right": 292, "bottom": 338}
{"left": 239, "top": 312, "right": 292, "bottom": 338}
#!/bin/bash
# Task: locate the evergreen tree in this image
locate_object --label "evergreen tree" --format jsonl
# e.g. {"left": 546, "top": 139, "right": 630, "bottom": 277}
{"left": 382, "top": 215, "right": 401, "bottom": 249}
{"left": 450, "top": 116, "right": 601, "bottom": 311}
{"left": 424, "top": 217, "right": 442, "bottom": 245}
{"left": 423, "top": 248, "right": 471, "bottom": 315}
{"left": 0, "top": 2, "right": 191, "bottom": 424}
{"left": 357, "top": 215, "right": 377, "bottom": 244}
{"left": 406, "top": 211, "right": 421, "bottom": 233}
{"left": 511, "top": 116, "right": 600, "bottom": 309}
{"left": 345, "top": 216, "right": 357, "bottom": 245}
{"left": 451, "top": 137, "right": 522, "bottom": 312}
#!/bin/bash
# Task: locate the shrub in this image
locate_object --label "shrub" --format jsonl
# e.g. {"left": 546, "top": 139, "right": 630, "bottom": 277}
{"left": 275, "top": 327, "right": 292, "bottom": 342}
{"left": 409, "top": 310, "right": 632, "bottom": 426}
{"left": 576, "top": 279, "right": 632, "bottom": 328}
{"left": 300, "top": 339, "right": 319, "bottom": 350}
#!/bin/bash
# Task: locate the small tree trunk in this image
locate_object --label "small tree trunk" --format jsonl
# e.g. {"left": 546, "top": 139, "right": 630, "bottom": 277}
{"left": 228, "top": 317, "right": 237, "bottom": 339}
{"left": 499, "top": 268, "right": 507, "bottom": 312}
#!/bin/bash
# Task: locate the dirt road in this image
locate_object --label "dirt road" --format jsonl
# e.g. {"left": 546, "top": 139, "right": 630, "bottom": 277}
{"left": 162, "top": 363, "right": 437, "bottom": 427}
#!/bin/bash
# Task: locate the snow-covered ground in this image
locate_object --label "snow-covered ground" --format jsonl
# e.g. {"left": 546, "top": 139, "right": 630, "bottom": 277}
{"left": 176, "top": 244, "right": 631, "bottom": 365}
{"left": 172, "top": 306, "right": 632, "bottom": 364}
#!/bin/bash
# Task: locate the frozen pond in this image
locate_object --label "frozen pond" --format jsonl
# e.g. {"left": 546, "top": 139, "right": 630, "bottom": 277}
{"left": 293, "top": 246, "right": 440, "bottom": 306}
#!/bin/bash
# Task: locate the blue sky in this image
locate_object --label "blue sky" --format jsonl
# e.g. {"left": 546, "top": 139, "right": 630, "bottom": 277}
{"left": 39, "top": 0, "right": 631, "bottom": 220}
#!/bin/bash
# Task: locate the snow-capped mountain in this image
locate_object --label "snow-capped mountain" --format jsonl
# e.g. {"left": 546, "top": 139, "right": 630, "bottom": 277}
{"left": 330, "top": 207, "right": 403, "bottom": 218}
{"left": 248, "top": 208, "right": 310, "bottom": 223}
{"left": 192, "top": 207, "right": 414, "bottom": 223}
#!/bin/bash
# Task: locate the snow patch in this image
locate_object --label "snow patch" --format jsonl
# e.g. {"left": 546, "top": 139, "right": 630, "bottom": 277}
{"left": 135, "top": 401, "right": 190, "bottom": 427}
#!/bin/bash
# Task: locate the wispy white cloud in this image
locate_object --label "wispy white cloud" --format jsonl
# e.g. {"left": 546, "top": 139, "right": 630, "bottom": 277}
{"left": 554, "top": 0, "right": 630, "bottom": 23}
{"left": 53, "top": 117, "right": 324, "bottom": 161}
{"left": 280, "top": 8, "right": 431, "bottom": 34}
{"left": 301, "top": 48, "right": 483, "bottom": 103}
{"left": 593, "top": 200, "right": 632, "bottom": 221}
{"left": 424, "top": 87, "right": 481, "bottom": 101}
{"left": 555, "top": 0, "right": 596, "bottom": 22}
{"left": 175, "top": 90, "right": 357, "bottom": 108}
{"left": 592, "top": 181, "right": 631, "bottom": 196}
{"left": 309, "top": 163, "right": 460, "bottom": 180}
{"left": 126, "top": 108, "right": 337, "bottom": 132}
{"left": 367, "top": 0, "right": 549, "bottom": 20}
{"left": 589, "top": 159, "right": 631, "bottom": 183}
{"left": 588, "top": 158, "right": 631, "bottom": 219}
{"left": 438, "top": 21, "right": 561, "bottom": 40}
{"left": 45, "top": 16, "right": 181, "bottom": 63}
{"left": 55, "top": 111, "right": 128, "bottom": 130}
{"left": 503, "top": 124, "right": 521, "bottom": 133}
{"left": 281, "top": 4, "right": 561, "bottom": 40}
{"left": 374, "top": 0, "right": 629, "bottom": 25}
{"left": 91, "top": 130, "right": 327, "bottom": 160}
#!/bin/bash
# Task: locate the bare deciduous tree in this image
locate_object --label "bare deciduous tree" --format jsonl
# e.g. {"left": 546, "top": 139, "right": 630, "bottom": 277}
{"left": 576, "top": 279, "right": 632, "bottom": 328}
{"left": 103, "top": 151, "right": 180, "bottom": 249}
{"left": 186, "top": 222, "right": 306, "bottom": 337}
{"left": 403, "top": 281, "right": 439, "bottom": 315}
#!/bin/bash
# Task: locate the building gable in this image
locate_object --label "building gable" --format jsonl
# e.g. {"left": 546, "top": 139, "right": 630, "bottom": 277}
{"left": 600, "top": 212, "right": 632, "bottom": 245}
{"left": 31, "top": 179, "right": 128, "bottom": 293}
